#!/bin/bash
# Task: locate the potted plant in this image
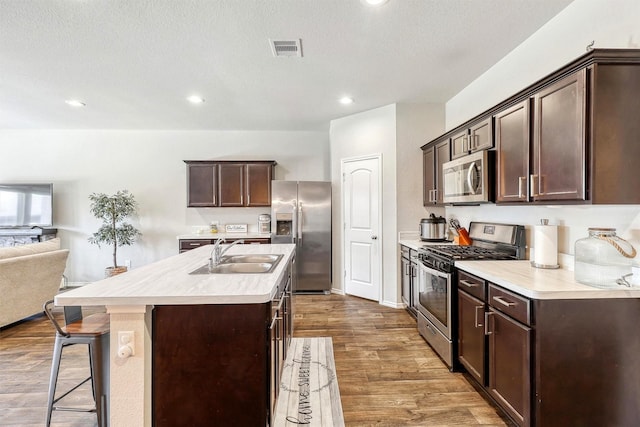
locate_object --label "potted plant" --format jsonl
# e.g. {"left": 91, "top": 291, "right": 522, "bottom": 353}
{"left": 88, "top": 190, "right": 141, "bottom": 277}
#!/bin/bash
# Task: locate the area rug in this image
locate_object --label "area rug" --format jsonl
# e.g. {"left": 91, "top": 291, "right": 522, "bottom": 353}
{"left": 274, "top": 337, "right": 345, "bottom": 426}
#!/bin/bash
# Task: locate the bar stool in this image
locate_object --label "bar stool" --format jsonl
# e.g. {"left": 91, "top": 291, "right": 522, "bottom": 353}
{"left": 43, "top": 300, "right": 110, "bottom": 427}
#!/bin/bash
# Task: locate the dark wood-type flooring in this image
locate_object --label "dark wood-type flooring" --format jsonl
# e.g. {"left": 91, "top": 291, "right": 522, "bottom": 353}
{"left": 294, "top": 294, "right": 510, "bottom": 427}
{"left": 0, "top": 294, "right": 509, "bottom": 426}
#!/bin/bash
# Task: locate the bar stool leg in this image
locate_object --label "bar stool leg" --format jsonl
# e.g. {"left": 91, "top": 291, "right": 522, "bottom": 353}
{"left": 45, "top": 335, "right": 64, "bottom": 427}
{"left": 90, "top": 334, "right": 110, "bottom": 427}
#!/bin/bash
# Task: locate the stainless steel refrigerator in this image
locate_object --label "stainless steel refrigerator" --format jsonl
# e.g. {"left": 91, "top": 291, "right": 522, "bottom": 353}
{"left": 271, "top": 181, "right": 332, "bottom": 293}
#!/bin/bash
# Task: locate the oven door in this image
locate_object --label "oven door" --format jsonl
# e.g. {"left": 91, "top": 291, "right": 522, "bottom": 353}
{"left": 417, "top": 261, "right": 452, "bottom": 340}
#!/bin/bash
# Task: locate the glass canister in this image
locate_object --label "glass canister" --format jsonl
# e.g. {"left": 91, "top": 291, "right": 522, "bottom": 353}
{"left": 574, "top": 228, "right": 636, "bottom": 288}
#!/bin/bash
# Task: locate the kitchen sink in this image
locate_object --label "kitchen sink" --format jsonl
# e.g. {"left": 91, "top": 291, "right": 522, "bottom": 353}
{"left": 189, "top": 254, "right": 283, "bottom": 275}
{"left": 221, "top": 254, "right": 282, "bottom": 264}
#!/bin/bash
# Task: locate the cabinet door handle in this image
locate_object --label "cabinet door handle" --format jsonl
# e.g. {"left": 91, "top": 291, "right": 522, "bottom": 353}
{"left": 474, "top": 305, "right": 484, "bottom": 328}
{"left": 411, "top": 265, "right": 416, "bottom": 278}
{"left": 530, "top": 174, "right": 539, "bottom": 197}
{"left": 460, "top": 279, "right": 478, "bottom": 288}
{"left": 484, "top": 311, "right": 494, "bottom": 335}
{"left": 518, "top": 176, "right": 527, "bottom": 199}
{"left": 493, "top": 295, "right": 516, "bottom": 307}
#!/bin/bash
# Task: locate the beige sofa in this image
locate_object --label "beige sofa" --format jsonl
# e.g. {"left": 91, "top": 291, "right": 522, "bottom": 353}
{"left": 0, "top": 238, "right": 69, "bottom": 328}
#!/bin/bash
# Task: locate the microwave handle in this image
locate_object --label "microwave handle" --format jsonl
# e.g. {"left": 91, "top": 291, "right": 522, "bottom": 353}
{"left": 466, "top": 161, "right": 479, "bottom": 194}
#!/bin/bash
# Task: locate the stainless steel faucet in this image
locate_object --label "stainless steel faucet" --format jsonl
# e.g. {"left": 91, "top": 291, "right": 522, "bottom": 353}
{"left": 209, "top": 238, "right": 245, "bottom": 268}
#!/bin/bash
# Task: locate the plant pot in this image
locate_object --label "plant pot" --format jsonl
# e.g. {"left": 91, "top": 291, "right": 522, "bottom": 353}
{"left": 105, "top": 266, "right": 128, "bottom": 278}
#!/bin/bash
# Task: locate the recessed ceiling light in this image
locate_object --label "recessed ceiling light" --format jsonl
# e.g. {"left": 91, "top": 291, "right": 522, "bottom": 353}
{"left": 362, "top": 0, "right": 389, "bottom": 6}
{"left": 339, "top": 97, "right": 354, "bottom": 105}
{"left": 187, "top": 95, "right": 205, "bottom": 104}
{"left": 65, "top": 99, "right": 86, "bottom": 107}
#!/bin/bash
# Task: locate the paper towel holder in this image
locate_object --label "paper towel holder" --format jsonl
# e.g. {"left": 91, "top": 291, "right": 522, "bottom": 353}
{"left": 531, "top": 218, "right": 560, "bottom": 269}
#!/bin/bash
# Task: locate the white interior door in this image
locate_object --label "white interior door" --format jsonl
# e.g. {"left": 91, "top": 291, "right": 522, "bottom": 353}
{"left": 342, "top": 155, "right": 381, "bottom": 302}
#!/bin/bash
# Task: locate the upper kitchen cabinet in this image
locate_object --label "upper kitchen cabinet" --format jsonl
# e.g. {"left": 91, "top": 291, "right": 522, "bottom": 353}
{"left": 184, "top": 160, "right": 276, "bottom": 207}
{"left": 589, "top": 61, "right": 640, "bottom": 204}
{"left": 422, "top": 138, "right": 450, "bottom": 205}
{"left": 432, "top": 48, "right": 640, "bottom": 205}
{"left": 245, "top": 162, "right": 274, "bottom": 206}
{"left": 495, "top": 100, "right": 531, "bottom": 203}
{"left": 451, "top": 117, "right": 494, "bottom": 160}
{"left": 186, "top": 163, "right": 218, "bottom": 207}
{"left": 531, "top": 70, "right": 586, "bottom": 202}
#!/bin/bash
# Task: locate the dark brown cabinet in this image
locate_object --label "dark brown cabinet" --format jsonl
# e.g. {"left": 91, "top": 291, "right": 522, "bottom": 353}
{"left": 422, "top": 138, "right": 450, "bottom": 205}
{"left": 426, "top": 49, "right": 640, "bottom": 205}
{"left": 532, "top": 70, "right": 586, "bottom": 202}
{"left": 457, "top": 266, "right": 640, "bottom": 427}
{"left": 185, "top": 160, "right": 276, "bottom": 208}
{"left": 218, "top": 163, "right": 245, "bottom": 206}
{"left": 457, "top": 271, "right": 487, "bottom": 385}
{"left": 487, "top": 285, "right": 532, "bottom": 427}
{"left": 451, "top": 117, "right": 494, "bottom": 160}
{"left": 246, "top": 162, "right": 274, "bottom": 206}
{"left": 495, "top": 100, "right": 530, "bottom": 203}
{"left": 187, "top": 163, "right": 218, "bottom": 207}
{"left": 400, "top": 245, "right": 417, "bottom": 318}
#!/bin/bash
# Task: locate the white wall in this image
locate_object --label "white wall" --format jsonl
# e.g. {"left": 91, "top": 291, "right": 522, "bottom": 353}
{"left": 0, "top": 130, "right": 329, "bottom": 282}
{"left": 446, "top": 0, "right": 640, "bottom": 129}
{"left": 444, "top": 0, "right": 640, "bottom": 266}
{"left": 329, "top": 103, "right": 446, "bottom": 307}
{"left": 329, "top": 105, "right": 397, "bottom": 305}
{"left": 396, "top": 103, "right": 446, "bottom": 233}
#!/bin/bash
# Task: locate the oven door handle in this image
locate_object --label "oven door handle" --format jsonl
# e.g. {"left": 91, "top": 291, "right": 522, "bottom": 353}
{"left": 419, "top": 262, "right": 450, "bottom": 280}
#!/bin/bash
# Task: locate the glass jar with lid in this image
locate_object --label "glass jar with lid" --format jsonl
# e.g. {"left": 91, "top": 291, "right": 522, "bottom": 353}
{"left": 574, "top": 228, "right": 636, "bottom": 288}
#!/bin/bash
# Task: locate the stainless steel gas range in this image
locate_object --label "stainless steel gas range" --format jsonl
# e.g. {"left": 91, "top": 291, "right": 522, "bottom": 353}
{"left": 415, "top": 222, "right": 526, "bottom": 369}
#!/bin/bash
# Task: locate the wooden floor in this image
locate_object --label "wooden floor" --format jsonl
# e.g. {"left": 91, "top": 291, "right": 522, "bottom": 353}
{"left": 0, "top": 295, "right": 510, "bottom": 426}
{"left": 0, "top": 308, "right": 102, "bottom": 427}
{"left": 294, "top": 294, "right": 511, "bottom": 427}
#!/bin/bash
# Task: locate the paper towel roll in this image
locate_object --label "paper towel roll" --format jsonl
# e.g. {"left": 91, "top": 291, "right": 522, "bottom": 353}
{"left": 533, "top": 224, "right": 559, "bottom": 268}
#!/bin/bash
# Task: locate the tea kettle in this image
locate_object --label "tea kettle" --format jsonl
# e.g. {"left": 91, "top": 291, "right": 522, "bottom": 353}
{"left": 420, "top": 213, "right": 447, "bottom": 242}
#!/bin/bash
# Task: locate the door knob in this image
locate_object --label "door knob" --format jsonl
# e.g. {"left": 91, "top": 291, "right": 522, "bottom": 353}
{"left": 371, "top": 235, "right": 378, "bottom": 240}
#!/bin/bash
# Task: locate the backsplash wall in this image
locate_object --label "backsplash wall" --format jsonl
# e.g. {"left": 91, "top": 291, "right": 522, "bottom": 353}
{"left": 446, "top": 204, "right": 640, "bottom": 266}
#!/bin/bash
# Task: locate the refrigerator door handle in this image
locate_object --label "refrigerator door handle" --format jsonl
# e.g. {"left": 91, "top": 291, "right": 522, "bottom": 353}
{"left": 292, "top": 202, "right": 298, "bottom": 244}
{"left": 297, "top": 202, "right": 303, "bottom": 246}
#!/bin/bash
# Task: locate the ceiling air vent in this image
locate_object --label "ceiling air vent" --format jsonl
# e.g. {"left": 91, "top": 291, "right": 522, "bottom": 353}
{"left": 269, "top": 39, "right": 303, "bottom": 57}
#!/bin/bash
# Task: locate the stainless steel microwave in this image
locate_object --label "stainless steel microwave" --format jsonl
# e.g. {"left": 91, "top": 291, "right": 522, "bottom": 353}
{"left": 442, "top": 150, "right": 493, "bottom": 204}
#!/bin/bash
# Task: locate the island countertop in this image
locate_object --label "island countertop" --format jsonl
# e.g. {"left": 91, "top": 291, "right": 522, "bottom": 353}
{"left": 456, "top": 260, "right": 640, "bottom": 300}
{"left": 55, "top": 243, "right": 296, "bottom": 307}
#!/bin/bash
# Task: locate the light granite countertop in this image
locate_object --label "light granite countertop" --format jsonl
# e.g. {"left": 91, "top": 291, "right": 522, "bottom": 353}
{"left": 55, "top": 243, "right": 295, "bottom": 307}
{"left": 456, "top": 260, "right": 640, "bottom": 300}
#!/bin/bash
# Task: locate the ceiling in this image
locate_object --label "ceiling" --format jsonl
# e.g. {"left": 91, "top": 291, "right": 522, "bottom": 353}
{"left": 0, "top": 0, "right": 574, "bottom": 131}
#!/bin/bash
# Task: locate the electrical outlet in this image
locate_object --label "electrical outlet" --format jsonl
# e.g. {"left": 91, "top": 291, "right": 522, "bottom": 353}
{"left": 118, "top": 331, "right": 135, "bottom": 356}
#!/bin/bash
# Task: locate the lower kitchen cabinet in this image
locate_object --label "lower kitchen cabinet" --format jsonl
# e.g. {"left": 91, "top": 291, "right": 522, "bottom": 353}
{"left": 457, "top": 287, "right": 486, "bottom": 385}
{"left": 487, "top": 306, "right": 531, "bottom": 427}
{"left": 457, "top": 269, "right": 640, "bottom": 427}
{"left": 400, "top": 245, "right": 418, "bottom": 318}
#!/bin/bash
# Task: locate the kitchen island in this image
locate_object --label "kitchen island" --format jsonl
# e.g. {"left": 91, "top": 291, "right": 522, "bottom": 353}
{"left": 55, "top": 243, "right": 296, "bottom": 427}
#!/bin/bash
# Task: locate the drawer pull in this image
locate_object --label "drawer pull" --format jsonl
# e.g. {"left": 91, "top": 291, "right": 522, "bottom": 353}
{"left": 493, "top": 295, "right": 516, "bottom": 307}
{"left": 189, "top": 243, "right": 200, "bottom": 246}
{"left": 460, "top": 279, "right": 478, "bottom": 288}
